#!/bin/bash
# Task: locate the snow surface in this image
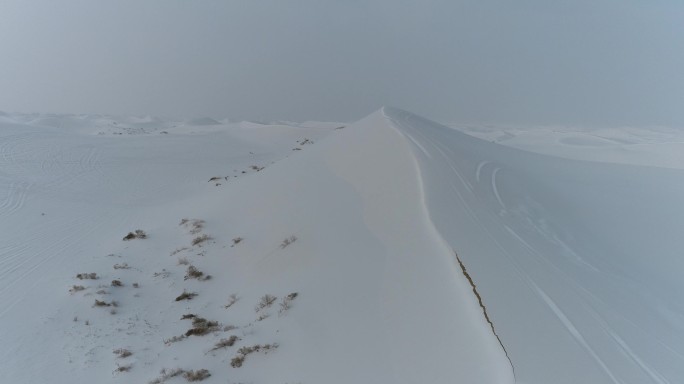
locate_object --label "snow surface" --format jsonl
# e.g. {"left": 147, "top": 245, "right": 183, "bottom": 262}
{"left": 2, "top": 108, "right": 683, "bottom": 383}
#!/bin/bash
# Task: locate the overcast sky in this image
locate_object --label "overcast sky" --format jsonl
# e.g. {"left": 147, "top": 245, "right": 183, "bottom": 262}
{"left": 1, "top": 0, "right": 683, "bottom": 125}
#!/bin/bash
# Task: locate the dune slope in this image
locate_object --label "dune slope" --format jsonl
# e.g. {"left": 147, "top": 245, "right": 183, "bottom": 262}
{"left": 387, "top": 107, "right": 684, "bottom": 384}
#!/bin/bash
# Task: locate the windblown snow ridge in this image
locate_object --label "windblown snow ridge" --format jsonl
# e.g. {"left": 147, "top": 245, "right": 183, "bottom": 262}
{"left": 381, "top": 106, "right": 684, "bottom": 384}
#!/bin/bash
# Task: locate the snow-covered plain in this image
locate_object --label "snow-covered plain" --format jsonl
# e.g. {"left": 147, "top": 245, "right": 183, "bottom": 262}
{"left": 1, "top": 108, "right": 683, "bottom": 383}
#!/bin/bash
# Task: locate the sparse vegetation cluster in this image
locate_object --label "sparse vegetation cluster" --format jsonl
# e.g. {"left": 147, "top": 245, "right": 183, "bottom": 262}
{"left": 67, "top": 218, "right": 300, "bottom": 380}
{"left": 230, "top": 343, "right": 279, "bottom": 368}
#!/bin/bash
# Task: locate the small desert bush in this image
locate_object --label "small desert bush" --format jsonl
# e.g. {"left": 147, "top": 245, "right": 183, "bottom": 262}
{"left": 69, "top": 285, "right": 85, "bottom": 293}
{"left": 111, "top": 279, "right": 123, "bottom": 287}
{"left": 231, "top": 343, "right": 279, "bottom": 368}
{"left": 175, "top": 290, "right": 198, "bottom": 301}
{"left": 76, "top": 273, "right": 98, "bottom": 280}
{"left": 232, "top": 237, "right": 243, "bottom": 246}
{"left": 113, "top": 263, "right": 130, "bottom": 270}
{"left": 210, "top": 335, "right": 239, "bottom": 351}
{"left": 191, "top": 234, "right": 211, "bottom": 246}
{"left": 113, "top": 348, "right": 132, "bottom": 358}
{"left": 184, "top": 265, "right": 210, "bottom": 281}
{"left": 183, "top": 369, "right": 210, "bottom": 382}
{"left": 280, "top": 235, "right": 297, "bottom": 249}
{"left": 255, "top": 294, "right": 277, "bottom": 312}
{"left": 171, "top": 247, "right": 189, "bottom": 256}
{"left": 149, "top": 368, "right": 185, "bottom": 384}
{"left": 230, "top": 355, "right": 245, "bottom": 368}
{"left": 94, "top": 299, "right": 111, "bottom": 307}
{"left": 279, "top": 292, "right": 299, "bottom": 315}
{"left": 163, "top": 335, "right": 186, "bottom": 344}
{"left": 115, "top": 364, "right": 132, "bottom": 372}
{"left": 123, "top": 229, "right": 147, "bottom": 241}
{"left": 184, "top": 317, "right": 219, "bottom": 337}
{"left": 224, "top": 294, "right": 239, "bottom": 309}
{"left": 180, "top": 219, "right": 205, "bottom": 234}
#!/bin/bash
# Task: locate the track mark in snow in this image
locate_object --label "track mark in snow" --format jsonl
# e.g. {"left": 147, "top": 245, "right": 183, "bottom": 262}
{"left": 530, "top": 282, "right": 623, "bottom": 384}
{"left": 476, "top": 161, "right": 491, "bottom": 183}
{"left": 607, "top": 328, "right": 671, "bottom": 384}
{"left": 491, "top": 167, "right": 505, "bottom": 209}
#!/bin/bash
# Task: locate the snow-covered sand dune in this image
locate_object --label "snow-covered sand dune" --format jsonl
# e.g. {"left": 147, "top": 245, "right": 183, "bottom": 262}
{"left": 387, "top": 107, "right": 684, "bottom": 383}
{"left": 1, "top": 108, "right": 682, "bottom": 383}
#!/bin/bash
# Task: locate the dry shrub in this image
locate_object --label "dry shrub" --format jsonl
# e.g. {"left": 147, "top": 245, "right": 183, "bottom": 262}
{"left": 163, "top": 335, "right": 186, "bottom": 344}
{"left": 183, "top": 369, "right": 210, "bottom": 382}
{"left": 184, "top": 317, "right": 219, "bottom": 337}
{"left": 149, "top": 368, "right": 185, "bottom": 384}
{"left": 255, "top": 294, "right": 277, "bottom": 312}
{"left": 224, "top": 294, "right": 238, "bottom": 309}
{"left": 76, "top": 273, "right": 98, "bottom": 280}
{"left": 279, "top": 292, "right": 299, "bottom": 315}
{"left": 175, "top": 290, "right": 197, "bottom": 301}
{"left": 210, "top": 335, "right": 239, "bottom": 351}
{"left": 191, "top": 234, "right": 211, "bottom": 246}
{"left": 280, "top": 235, "right": 297, "bottom": 249}
{"left": 231, "top": 343, "right": 279, "bottom": 368}
{"left": 180, "top": 219, "right": 205, "bottom": 235}
{"left": 184, "top": 265, "right": 210, "bottom": 281}
{"left": 115, "top": 364, "right": 132, "bottom": 372}
{"left": 113, "top": 263, "right": 130, "bottom": 270}
{"left": 94, "top": 299, "right": 111, "bottom": 307}
{"left": 111, "top": 279, "right": 123, "bottom": 287}
{"left": 113, "top": 348, "right": 132, "bottom": 358}
{"left": 69, "top": 285, "right": 85, "bottom": 293}
{"left": 123, "top": 229, "right": 147, "bottom": 241}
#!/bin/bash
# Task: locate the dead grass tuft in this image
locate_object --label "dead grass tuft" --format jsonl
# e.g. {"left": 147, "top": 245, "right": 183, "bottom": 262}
{"left": 224, "top": 294, "right": 239, "bottom": 309}
{"left": 184, "top": 317, "right": 219, "bottom": 337}
{"left": 123, "top": 229, "right": 147, "bottom": 241}
{"left": 230, "top": 343, "right": 279, "bottom": 368}
{"left": 175, "top": 290, "right": 198, "bottom": 302}
{"left": 69, "top": 285, "right": 85, "bottom": 293}
{"left": 183, "top": 369, "right": 211, "bottom": 382}
{"left": 280, "top": 235, "right": 297, "bottom": 249}
{"left": 191, "top": 234, "right": 212, "bottom": 246}
{"left": 76, "top": 273, "right": 98, "bottom": 280}
{"left": 184, "top": 265, "right": 210, "bottom": 281}
{"left": 113, "top": 348, "right": 132, "bottom": 358}
{"left": 210, "top": 335, "right": 239, "bottom": 352}
{"left": 149, "top": 368, "right": 185, "bottom": 384}
{"left": 255, "top": 294, "right": 277, "bottom": 312}
{"left": 279, "top": 292, "right": 299, "bottom": 315}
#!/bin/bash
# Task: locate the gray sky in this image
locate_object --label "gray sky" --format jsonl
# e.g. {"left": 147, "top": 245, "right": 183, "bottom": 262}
{"left": 1, "top": 0, "right": 683, "bottom": 125}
